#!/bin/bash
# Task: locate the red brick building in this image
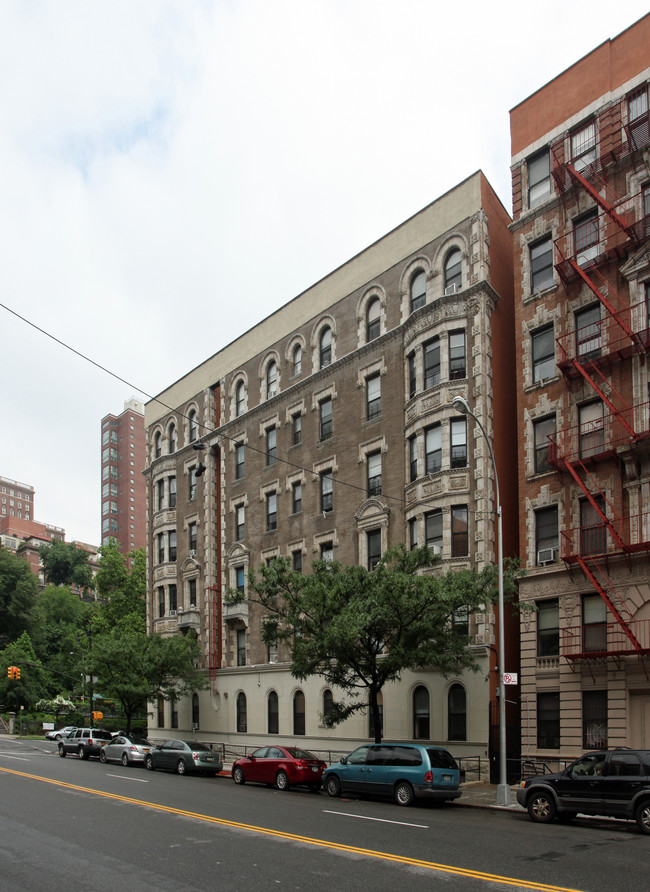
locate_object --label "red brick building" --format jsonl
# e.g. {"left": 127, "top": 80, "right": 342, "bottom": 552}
{"left": 100, "top": 399, "right": 146, "bottom": 556}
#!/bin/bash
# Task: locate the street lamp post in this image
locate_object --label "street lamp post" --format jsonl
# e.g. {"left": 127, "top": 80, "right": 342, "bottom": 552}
{"left": 452, "top": 395, "right": 510, "bottom": 807}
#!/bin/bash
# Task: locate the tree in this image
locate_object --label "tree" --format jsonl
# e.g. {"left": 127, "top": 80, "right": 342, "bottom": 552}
{"left": 228, "top": 545, "right": 521, "bottom": 742}
{"left": 38, "top": 540, "right": 94, "bottom": 591}
{"left": 0, "top": 545, "right": 38, "bottom": 648}
{"left": 0, "top": 632, "right": 49, "bottom": 711}
{"left": 93, "top": 542, "right": 145, "bottom": 634}
{"left": 30, "top": 584, "right": 95, "bottom": 696}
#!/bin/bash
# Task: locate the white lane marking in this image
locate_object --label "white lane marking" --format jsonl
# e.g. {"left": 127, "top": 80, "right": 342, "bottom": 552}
{"left": 0, "top": 755, "right": 29, "bottom": 761}
{"left": 105, "top": 773, "right": 148, "bottom": 783}
{"left": 322, "top": 810, "right": 428, "bottom": 828}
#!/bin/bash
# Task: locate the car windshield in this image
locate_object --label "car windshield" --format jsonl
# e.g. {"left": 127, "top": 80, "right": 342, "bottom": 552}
{"left": 95, "top": 731, "right": 113, "bottom": 740}
{"left": 190, "top": 743, "right": 212, "bottom": 752}
{"left": 427, "top": 749, "right": 458, "bottom": 769}
{"left": 129, "top": 737, "right": 150, "bottom": 746}
{"left": 285, "top": 748, "right": 318, "bottom": 760}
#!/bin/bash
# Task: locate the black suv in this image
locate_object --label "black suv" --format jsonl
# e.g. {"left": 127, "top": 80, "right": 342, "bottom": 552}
{"left": 517, "top": 749, "right": 650, "bottom": 834}
{"left": 58, "top": 728, "right": 113, "bottom": 760}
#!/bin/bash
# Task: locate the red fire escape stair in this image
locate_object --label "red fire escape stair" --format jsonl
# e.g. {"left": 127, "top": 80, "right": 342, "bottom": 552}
{"left": 574, "top": 555, "right": 644, "bottom": 653}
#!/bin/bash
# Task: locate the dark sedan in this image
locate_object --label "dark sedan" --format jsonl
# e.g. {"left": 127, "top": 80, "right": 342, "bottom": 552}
{"left": 232, "top": 745, "right": 326, "bottom": 791}
{"left": 144, "top": 739, "right": 223, "bottom": 776}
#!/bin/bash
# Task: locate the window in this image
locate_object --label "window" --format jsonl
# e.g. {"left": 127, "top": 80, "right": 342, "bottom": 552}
{"left": 293, "top": 691, "right": 306, "bottom": 735}
{"left": 319, "top": 327, "right": 332, "bottom": 368}
{"left": 320, "top": 471, "right": 333, "bottom": 513}
{"left": 235, "top": 504, "right": 245, "bottom": 541}
{"left": 424, "top": 338, "right": 441, "bottom": 389}
{"left": 192, "top": 694, "right": 199, "bottom": 729}
{"left": 537, "top": 692, "right": 560, "bottom": 748}
{"left": 575, "top": 303, "right": 601, "bottom": 358}
{"left": 189, "top": 467, "right": 197, "bottom": 501}
{"left": 583, "top": 691, "right": 607, "bottom": 749}
{"left": 158, "top": 587, "right": 165, "bottom": 618}
{"left": 168, "top": 584, "right": 177, "bottom": 612}
{"left": 268, "top": 640, "right": 278, "bottom": 663}
{"left": 366, "top": 298, "right": 380, "bottom": 342}
{"left": 444, "top": 249, "right": 462, "bottom": 292}
{"left": 367, "top": 451, "right": 382, "bottom": 496}
{"left": 628, "top": 86, "right": 649, "bottom": 150}
{"left": 413, "top": 685, "right": 430, "bottom": 739}
{"left": 534, "top": 415, "right": 555, "bottom": 473}
{"left": 235, "top": 442, "right": 245, "bottom": 480}
{"left": 168, "top": 476, "right": 176, "bottom": 508}
{"left": 236, "top": 692, "right": 247, "bottom": 731}
{"left": 266, "top": 361, "right": 277, "bottom": 399}
{"left": 449, "top": 330, "right": 466, "bottom": 380}
{"left": 323, "top": 689, "right": 334, "bottom": 724}
{"left": 366, "top": 375, "right": 381, "bottom": 420}
{"left": 535, "top": 506, "right": 558, "bottom": 565}
{"left": 171, "top": 699, "right": 178, "bottom": 729}
{"left": 407, "top": 352, "right": 416, "bottom": 398}
{"left": 530, "top": 237, "right": 553, "bottom": 292}
{"left": 320, "top": 542, "right": 333, "bottom": 562}
{"left": 425, "top": 510, "right": 442, "bottom": 555}
{"left": 537, "top": 599, "right": 559, "bottom": 656}
{"left": 235, "top": 381, "right": 245, "bottom": 417}
{"left": 579, "top": 400, "right": 604, "bottom": 459}
{"left": 292, "top": 550, "right": 303, "bottom": 572}
{"left": 157, "top": 533, "right": 165, "bottom": 564}
{"left": 266, "top": 427, "right": 277, "bottom": 465}
{"left": 450, "top": 418, "right": 467, "bottom": 468}
{"left": 367, "top": 529, "right": 381, "bottom": 570}
{"left": 583, "top": 593, "right": 607, "bottom": 654}
{"left": 408, "top": 517, "right": 418, "bottom": 549}
{"left": 268, "top": 692, "right": 279, "bottom": 734}
{"left": 528, "top": 149, "right": 551, "bottom": 207}
{"left": 266, "top": 492, "right": 277, "bottom": 531}
{"left": 571, "top": 120, "right": 596, "bottom": 171}
{"left": 451, "top": 505, "right": 468, "bottom": 557}
{"left": 410, "top": 271, "right": 426, "bottom": 312}
{"left": 452, "top": 606, "right": 469, "bottom": 639}
{"left": 237, "top": 629, "right": 246, "bottom": 666}
{"left": 188, "top": 522, "right": 197, "bottom": 552}
{"left": 532, "top": 325, "right": 555, "bottom": 383}
{"left": 188, "top": 410, "right": 198, "bottom": 443}
{"left": 574, "top": 209, "right": 599, "bottom": 264}
{"left": 292, "top": 344, "right": 302, "bottom": 377}
{"left": 235, "top": 565, "right": 245, "bottom": 593}
{"left": 154, "top": 432, "right": 162, "bottom": 459}
{"left": 168, "top": 424, "right": 177, "bottom": 453}
{"left": 291, "top": 481, "right": 302, "bottom": 514}
{"left": 157, "top": 479, "right": 164, "bottom": 511}
{"left": 157, "top": 695, "right": 165, "bottom": 728}
{"left": 319, "top": 398, "right": 332, "bottom": 440}
{"left": 425, "top": 424, "right": 442, "bottom": 473}
{"left": 292, "top": 413, "right": 302, "bottom": 445}
{"left": 168, "top": 531, "right": 177, "bottom": 562}
{"left": 409, "top": 435, "right": 418, "bottom": 482}
{"left": 448, "top": 684, "right": 467, "bottom": 741}
{"left": 188, "top": 578, "right": 197, "bottom": 607}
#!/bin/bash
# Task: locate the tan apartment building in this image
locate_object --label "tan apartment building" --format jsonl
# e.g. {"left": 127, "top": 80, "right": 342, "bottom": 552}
{"left": 144, "top": 171, "right": 519, "bottom": 766}
{"left": 510, "top": 14, "right": 650, "bottom": 761}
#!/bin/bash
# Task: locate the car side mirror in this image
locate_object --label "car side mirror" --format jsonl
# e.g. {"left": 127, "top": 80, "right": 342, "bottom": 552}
{"left": 340, "top": 756, "right": 348, "bottom": 765}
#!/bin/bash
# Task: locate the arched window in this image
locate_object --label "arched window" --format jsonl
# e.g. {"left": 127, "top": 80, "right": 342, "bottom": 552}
{"left": 444, "top": 249, "right": 462, "bottom": 292}
{"left": 192, "top": 693, "right": 200, "bottom": 729}
{"left": 448, "top": 684, "right": 467, "bottom": 741}
{"left": 154, "top": 431, "right": 162, "bottom": 459}
{"left": 410, "top": 271, "right": 426, "bottom": 312}
{"left": 235, "top": 381, "right": 245, "bottom": 417}
{"left": 323, "top": 689, "right": 334, "bottom": 724}
{"left": 320, "top": 327, "right": 332, "bottom": 368}
{"left": 236, "top": 692, "right": 247, "bottom": 732}
{"left": 268, "top": 691, "right": 279, "bottom": 734}
{"left": 366, "top": 298, "right": 381, "bottom": 342}
{"left": 188, "top": 409, "right": 198, "bottom": 443}
{"left": 293, "top": 690, "right": 306, "bottom": 735}
{"left": 292, "top": 344, "right": 302, "bottom": 377}
{"left": 266, "top": 361, "right": 277, "bottom": 399}
{"left": 413, "top": 685, "right": 430, "bottom": 739}
{"left": 168, "top": 423, "right": 177, "bottom": 454}
{"left": 157, "top": 695, "right": 165, "bottom": 728}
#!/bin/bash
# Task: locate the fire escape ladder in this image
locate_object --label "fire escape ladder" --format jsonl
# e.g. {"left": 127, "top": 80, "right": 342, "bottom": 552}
{"left": 569, "top": 359, "right": 636, "bottom": 439}
{"left": 575, "top": 555, "right": 643, "bottom": 652}
{"left": 553, "top": 451, "right": 626, "bottom": 551}
{"left": 564, "top": 162, "right": 637, "bottom": 242}
{"left": 565, "top": 258, "right": 637, "bottom": 345}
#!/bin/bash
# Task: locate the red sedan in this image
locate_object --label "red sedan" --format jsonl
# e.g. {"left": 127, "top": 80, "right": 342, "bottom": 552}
{"left": 232, "top": 745, "right": 326, "bottom": 791}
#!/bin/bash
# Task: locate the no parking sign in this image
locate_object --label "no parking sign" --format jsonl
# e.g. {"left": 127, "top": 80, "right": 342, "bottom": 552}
{"left": 503, "top": 672, "right": 518, "bottom": 685}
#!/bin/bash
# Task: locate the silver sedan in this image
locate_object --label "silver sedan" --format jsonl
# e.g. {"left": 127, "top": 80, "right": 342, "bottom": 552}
{"left": 99, "top": 735, "right": 152, "bottom": 766}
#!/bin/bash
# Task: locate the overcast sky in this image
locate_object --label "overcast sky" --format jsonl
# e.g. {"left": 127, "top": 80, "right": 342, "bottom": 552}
{"left": 1, "top": 1, "right": 648, "bottom": 547}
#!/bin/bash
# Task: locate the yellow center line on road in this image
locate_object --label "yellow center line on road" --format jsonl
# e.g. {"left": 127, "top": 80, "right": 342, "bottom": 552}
{"left": 0, "top": 766, "right": 585, "bottom": 892}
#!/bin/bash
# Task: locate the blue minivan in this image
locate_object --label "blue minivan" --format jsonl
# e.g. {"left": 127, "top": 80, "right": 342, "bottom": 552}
{"left": 323, "top": 743, "right": 462, "bottom": 807}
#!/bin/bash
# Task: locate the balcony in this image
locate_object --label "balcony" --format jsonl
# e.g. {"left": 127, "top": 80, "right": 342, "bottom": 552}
{"left": 559, "top": 511, "right": 650, "bottom": 562}
{"left": 177, "top": 607, "right": 201, "bottom": 633}
{"left": 223, "top": 600, "right": 249, "bottom": 625}
{"left": 562, "top": 618, "right": 650, "bottom": 659}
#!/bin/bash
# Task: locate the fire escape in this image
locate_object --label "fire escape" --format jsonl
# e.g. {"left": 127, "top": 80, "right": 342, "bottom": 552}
{"left": 547, "top": 90, "right": 650, "bottom": 664}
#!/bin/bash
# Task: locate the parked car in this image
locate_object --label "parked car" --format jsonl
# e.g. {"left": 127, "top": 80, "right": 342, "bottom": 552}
{"left": 232, "top": 745, "right": 326, "bottom": 791}
{"left": 517, "top": 749, "right": 650, "bottom": 834}
{"left": 45, "top": 726, "right": 77, "bottom": 741}
{"left": 144, "top": 739, "right": 223, "bottom": 776}
{"left": 99, "top": 734, "right": 152, "bottom": 766}
{"left": 58, "top": 728, "right": 113, "bottom": 760}
{"left": 323, "top": 743, "right": 462, "bottom": 807}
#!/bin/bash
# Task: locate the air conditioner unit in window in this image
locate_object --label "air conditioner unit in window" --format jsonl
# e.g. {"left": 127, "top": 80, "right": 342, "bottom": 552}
{"left": 444, "top": 283, "right": 459, "bottom": 296}
{"left": 192, "top": 723, "right": 199, "bottom": 732}
{"left": 431, "top": 544, "right": 443, "bottom": 555}
{"left": 537, "top": 548, "right": 557, "bottom": 565}
{"left": 189, "top": 549, "right": 197, "bottom": 557}
{"left": 168, "top": 609, "right": 177, "bottom": 616}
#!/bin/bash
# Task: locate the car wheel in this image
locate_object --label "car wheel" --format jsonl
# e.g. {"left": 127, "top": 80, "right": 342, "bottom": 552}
{"left": 326, "top": 775, "right": 342, "bottom": 798}
{"left": 275, "top": 770, "right": 290, "bottom": 791}
{"left": 121, "top": 753, "right": 129, "bottom": 767}
{"left": 79, "top": 746, "right": 88, "bottom": 760}
{"left": 233, "top": 766, "right": 246, "bottom": 785}
{"left": 527, "top": 791, "right": 556, "bottom": 823}
{"left": 177, "top": 759, "right": 187, "bottom": 775}
{"left": 145, "top": 755, "right": 154, "bottom": 771}
{"left": 635, "top": 800, "right": 650, "bottom": 835}
{"left": 55, "top": 733, "right": 62, "bottom": 740}
{"left": 99, "top": 749, "right": 107, "bottom": 763}
{"left": 58, "top": 744, "right": 66, "bottom": 758}
{"left": 394, "top": 781, "right": 415, "bottom": 807}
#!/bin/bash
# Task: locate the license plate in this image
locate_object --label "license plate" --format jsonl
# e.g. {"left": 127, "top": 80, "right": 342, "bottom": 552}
{"left": 443, "top": 774, "right": 452, "bottom": 781}
{"left": 312, "top": 767, "right": 318, "bottom": 772}
{"left": 205, "top": 756, "right": 214, "bottom": 762}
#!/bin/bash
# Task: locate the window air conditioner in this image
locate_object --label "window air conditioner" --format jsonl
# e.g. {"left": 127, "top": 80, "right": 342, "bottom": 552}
{"left": 444, "top": 284, "right": 459, "bottom": 296}
{"left": 537, "top": 548, "right": 557, "bottom": 565}
{"left": 431, "top": 544, "right": 443, "bottom": 555}
{"left": 189, "top": 549, "right": 197, "bottom": 557}
{"left": 168, "top": 609, "right": 177, "bottom": 616}
{"left": 192, "top": 723, "right": 199, "bottom": 732}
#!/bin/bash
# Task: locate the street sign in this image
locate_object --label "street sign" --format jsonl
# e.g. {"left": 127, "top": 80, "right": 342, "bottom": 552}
{"left": 503, "top": 672, "right": 518, "bottom": 685}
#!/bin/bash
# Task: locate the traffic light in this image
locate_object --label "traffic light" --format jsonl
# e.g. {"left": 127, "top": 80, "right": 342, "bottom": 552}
{"left": 6, "top": 666, "right": 19, "bottom": 679}
{"left": 15, "top": 668, "right": 20, "bottom": 679}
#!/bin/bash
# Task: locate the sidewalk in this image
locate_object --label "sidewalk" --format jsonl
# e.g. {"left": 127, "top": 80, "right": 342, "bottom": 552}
{"left": 455, "top": 781, "right": 524, "bottom": 811}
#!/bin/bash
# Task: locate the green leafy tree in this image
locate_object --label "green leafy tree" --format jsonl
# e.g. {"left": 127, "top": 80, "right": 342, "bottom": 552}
{"left": 30, "top": 584, "right": 94, "bottom": 696}
{"left": 93, "top": 542, "right": 145, "bottom": 634}
{"left": 0, "top": 632, "right": 49, "bottom": 711}
{"left": 38, "top": 540, "right": 94, "bottom": 591}
{"left": 0, "top": 545, "right": 38, "bottom": 647}
{"left": 229, "top": 544, "right": 521, "bottom": 742}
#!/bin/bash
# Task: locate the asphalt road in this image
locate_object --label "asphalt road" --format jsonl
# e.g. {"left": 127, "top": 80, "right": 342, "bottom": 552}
{"left": 0, "top": 737, "right": 647, "bottom": 892}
